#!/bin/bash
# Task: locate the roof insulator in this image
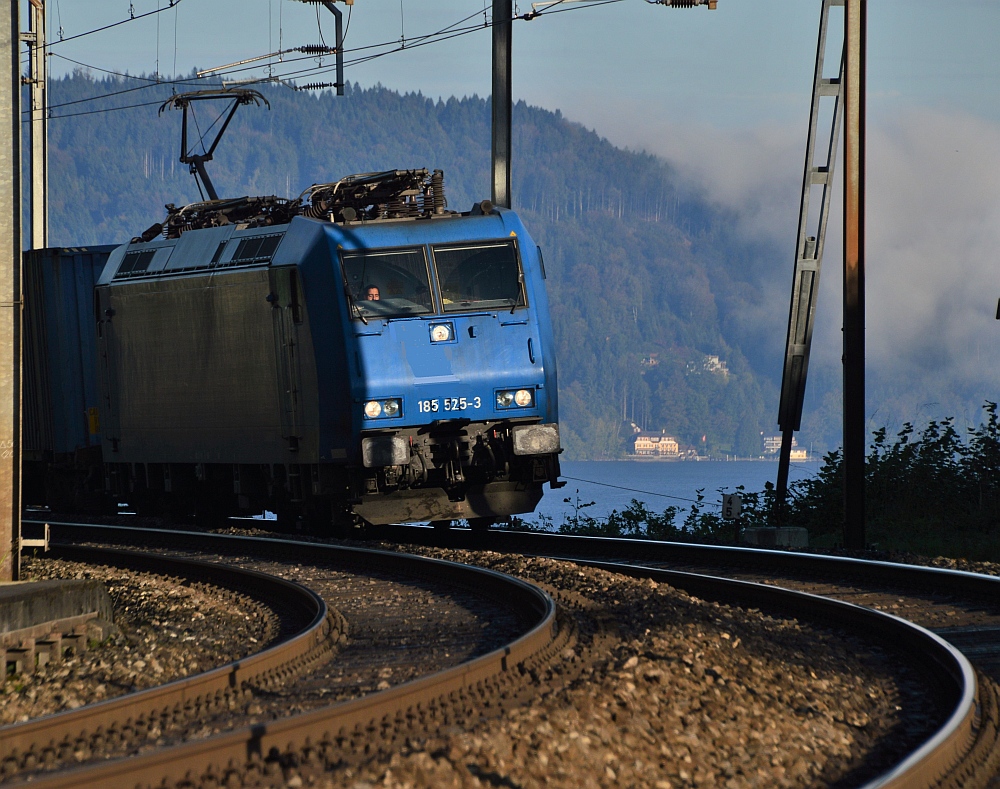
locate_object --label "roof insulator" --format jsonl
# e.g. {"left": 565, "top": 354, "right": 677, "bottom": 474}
{"left": 295, "top": 82, "right": 339, "bottom": 92}
{"left": 646, "top": 0, "right": 717, "bottom": 7}
{"left": 297, "top": 45, "right": 337, "bottom": 55}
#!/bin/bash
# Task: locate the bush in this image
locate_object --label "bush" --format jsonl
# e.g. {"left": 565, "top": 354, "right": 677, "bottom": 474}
{"left": 520, "top": 493, "right": 734, "bottom": 543}
{"left": 786, "top": 402, "right": 1000, "bottom": 557}
{"left": 511, "top": 403, "right": 1000, "bottom": 560}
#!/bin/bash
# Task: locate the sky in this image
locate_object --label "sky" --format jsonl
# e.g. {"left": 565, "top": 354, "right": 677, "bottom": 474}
{"left": 35, "top": 1, "right": 1000, "bottom": 129}
{"left": 30, "top": 0, "right": 1000, "bottom": 433}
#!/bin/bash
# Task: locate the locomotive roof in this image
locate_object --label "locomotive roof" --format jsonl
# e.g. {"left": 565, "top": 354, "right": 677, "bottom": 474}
{"left": 99, "top": 206, "right": 531, "bottom": 287}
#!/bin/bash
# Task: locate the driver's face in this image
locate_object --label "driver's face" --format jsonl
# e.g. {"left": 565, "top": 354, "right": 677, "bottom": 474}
{"left": 365, "top": 287, "right": 379, "bottom": 301}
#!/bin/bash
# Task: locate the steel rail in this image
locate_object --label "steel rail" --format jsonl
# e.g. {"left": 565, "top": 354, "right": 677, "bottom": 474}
{"left": 378, "top": 525, "right": 1000, "bottom": 787}
{"left": 0, "top": 545, "right": 338, "bottom": 778}
{"left": 15, "top": 522, "right": 560, "bottom": 788}
{"left": 583, "top": 561, "right": 978, "bottom": 789}
{"left": 24, "top": 522, "right": 990, "bottom": 788}
{"left": 380, "top": 524, "right": 1000, "bottom": 600}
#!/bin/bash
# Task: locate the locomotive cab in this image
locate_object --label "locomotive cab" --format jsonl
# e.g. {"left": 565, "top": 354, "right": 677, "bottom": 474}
{"left": 325, "top": 209, "right": 562, "bottom": 525}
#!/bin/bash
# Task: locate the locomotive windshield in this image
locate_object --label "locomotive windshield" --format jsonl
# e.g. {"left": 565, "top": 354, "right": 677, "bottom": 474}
{"left": 432, "top": 241, "right": 524, "bottom": 313}
{"left": 341, "top": 247, "right": 435, "bottom": 318}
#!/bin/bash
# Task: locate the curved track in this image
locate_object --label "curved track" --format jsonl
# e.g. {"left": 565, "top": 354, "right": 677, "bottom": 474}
{"left": 381, "top": 524, "right": 1000, "bottom": 788}
{"left": 12, "top": 521, "right": 997, "bottom": 787}
{"left": 10, "top": 523, "right": 561, "bottom": 788}
{"left": 584, "top": 561, "right": 978, "bottom": 789}
{"left": 0, "top": 544, "right": 338, "bottom": 782}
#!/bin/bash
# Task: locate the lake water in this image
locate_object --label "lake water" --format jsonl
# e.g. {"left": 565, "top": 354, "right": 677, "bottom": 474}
{"left": 530, "top": 459, "right": 823, "bottom": 526}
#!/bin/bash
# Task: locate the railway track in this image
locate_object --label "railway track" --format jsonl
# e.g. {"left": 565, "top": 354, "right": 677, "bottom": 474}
{"left": 8, "top": 523, "right": 561, "bottom": 788}
{"left": 379, "top": 525, "right": 1000, "bottom": 680}
{"left": 0, "top": 543, "right": 339, "bottom": 783}
{"left": 381, "top": 524, "right": 1000, "bottom": 787}
{"left": 10, "top": 520, "right": 998, "bottom": 787}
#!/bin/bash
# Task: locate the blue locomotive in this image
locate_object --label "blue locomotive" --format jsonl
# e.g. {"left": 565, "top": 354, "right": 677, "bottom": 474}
{"left": 28, "top": 170, "right": 563, "bottom": 530}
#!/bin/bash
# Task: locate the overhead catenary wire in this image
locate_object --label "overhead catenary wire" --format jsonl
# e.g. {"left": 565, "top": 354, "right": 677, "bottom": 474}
{"left": 219, "top": 22, "right": 490, "bottom": 83}
{"left": 39, "top": 97, "right": 168, "bottom": 121}
{"left": 24, "top": 2, "right": 187, "bottom": 75}
{"left": 31, "top": 58, "right": 217, "bottom": 115}
{"left": 48, "top": 53, "right": 214, "bottom": 87}
{"left": 220, "top": 0, "right": 624, "bottom": 84}
{"left": 266, "top": 4, "right": 491, "bottom": 77}
{"left": 28, "top": 0, "right": 186, "bottom": 53}
{"left": 561, "top": 476, "right": 722, "bottom": 507}
{"left": 31, "top": 57, "right": 221, "bottom": 121}
{"left": 226, "top": 8, "right": 522, "bottom": 85}
{"left": 37, "top": 2, "right": 540, "bottom": 85}
{"left": 561, "top": 463, "right": 820, "bottom": 509}
{"left": 37, "top": 0, "right": 622, "bottom": 119}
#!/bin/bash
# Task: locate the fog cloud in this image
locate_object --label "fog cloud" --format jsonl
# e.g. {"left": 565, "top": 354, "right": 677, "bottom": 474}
{"left": 589, "top": 103, "right": 1000, "bottom": 434}
{"left": 866, "top": 110, "right": 1000, "bottom": 409}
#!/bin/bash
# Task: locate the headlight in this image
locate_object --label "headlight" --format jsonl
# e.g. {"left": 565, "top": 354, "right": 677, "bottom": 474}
{"left": 496, "top": 388, "right": 534, "bottom": 409}
{"left": 364, "top": 398, "right": 402, "bottom": 419}
{"left": 430, "top": 323, "right": 453, "bottom": 343}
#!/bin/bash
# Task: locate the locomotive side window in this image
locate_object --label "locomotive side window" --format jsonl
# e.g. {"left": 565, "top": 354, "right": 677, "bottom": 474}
{"left": 341, "top": 247, "right": 434, "bottom": 319}
{"left": 432, "top": 241, "right": 525, "bottom": 313}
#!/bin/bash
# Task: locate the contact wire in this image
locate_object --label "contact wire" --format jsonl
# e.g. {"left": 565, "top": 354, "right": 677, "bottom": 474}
{"left": 560, "top": 475, "right": 716, "bottom": 507}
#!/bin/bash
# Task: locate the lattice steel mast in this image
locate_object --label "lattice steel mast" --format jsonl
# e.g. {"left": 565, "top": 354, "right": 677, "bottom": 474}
{"left": 776, "top": 0, "right": 845, "bottom": 515}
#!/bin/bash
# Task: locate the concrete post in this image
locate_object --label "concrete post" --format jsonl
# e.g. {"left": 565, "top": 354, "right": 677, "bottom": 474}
{"left": 28, "top": 0, "right": 46, "bottom": 249}
{"left": 0, "top": 1, "right": 21, "bottom": 581}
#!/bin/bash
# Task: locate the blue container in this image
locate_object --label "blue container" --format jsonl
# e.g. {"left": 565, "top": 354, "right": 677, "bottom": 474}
{"left": 23, "top": 246, "right": 115, "bottom": 459}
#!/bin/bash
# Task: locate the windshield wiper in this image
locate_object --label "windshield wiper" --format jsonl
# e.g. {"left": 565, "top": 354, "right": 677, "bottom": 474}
{"left": 345, "top": 288, "right": 368, "bottom": 325}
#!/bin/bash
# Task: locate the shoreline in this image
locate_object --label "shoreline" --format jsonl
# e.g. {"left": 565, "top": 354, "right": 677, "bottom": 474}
{"left": 570, "top": 456, "right": 818, "bottom": 463}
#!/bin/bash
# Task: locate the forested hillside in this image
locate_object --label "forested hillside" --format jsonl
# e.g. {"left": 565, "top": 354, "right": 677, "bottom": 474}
{"left": 44, "top": 72, "right": 784, "bottom": 458}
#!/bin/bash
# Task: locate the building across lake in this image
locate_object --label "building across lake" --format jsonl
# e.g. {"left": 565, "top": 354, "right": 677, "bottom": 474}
{"left": 763, "top": 435, "right": 809, "bottom": 460}
{"left": 632, "top": 430, "right": 810, "bottom": 461}
{"left": 633, "top": 431, "right": 680, "bottom": 458}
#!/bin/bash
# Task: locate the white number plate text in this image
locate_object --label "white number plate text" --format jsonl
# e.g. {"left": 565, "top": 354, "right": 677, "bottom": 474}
{"left": 418, "top": 396, "right": 482, "bottom": 413}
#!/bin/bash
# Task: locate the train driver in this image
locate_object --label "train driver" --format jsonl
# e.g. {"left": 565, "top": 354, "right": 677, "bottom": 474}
{"left": 365, "top": 284, "right": 380, "bottom": 301}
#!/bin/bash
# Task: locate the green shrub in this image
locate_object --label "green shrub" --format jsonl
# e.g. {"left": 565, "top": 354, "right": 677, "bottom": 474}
{"left": 785, "top": 401, "right": 1000, "bottom": 558}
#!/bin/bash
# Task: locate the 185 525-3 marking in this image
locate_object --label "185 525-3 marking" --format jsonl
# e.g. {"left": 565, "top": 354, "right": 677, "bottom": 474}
{"left": 418, "top": 396, "right": 482, "bottom": 414}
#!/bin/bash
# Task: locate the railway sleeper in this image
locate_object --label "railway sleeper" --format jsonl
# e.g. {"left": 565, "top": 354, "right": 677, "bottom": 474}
{"left": 939, "top": 675, "right": 1000, "bottom": 789}
{"left": 202, "top": 608, "right": 576, "bottom": 787}
{"left": 0, "top": 627, "right": 340, "bottom": 780}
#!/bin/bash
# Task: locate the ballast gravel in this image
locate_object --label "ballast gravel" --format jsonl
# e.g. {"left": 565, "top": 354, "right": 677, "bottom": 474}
{"left": 7, "top": 541, "right": 943, "bottom": 789}
{"left": 882, "top": 550, "right": 1000, "bottom": 577}
{"left": 336, "top": 547, "right": 940, "bottom": 789}
{"left": 2, "top": 556, "right": 275, "bottom": 725}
